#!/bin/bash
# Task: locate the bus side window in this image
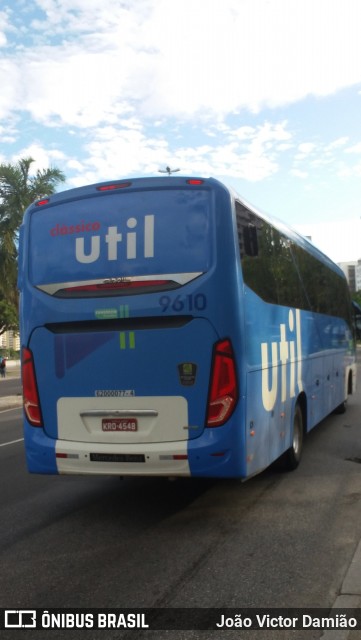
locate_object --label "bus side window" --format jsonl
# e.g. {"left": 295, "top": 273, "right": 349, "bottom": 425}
{"left": 236, "top": 201, "right": 259, "bottom": 259}
{"left": 243, "top": 224, "right": 258, "bottom": 257}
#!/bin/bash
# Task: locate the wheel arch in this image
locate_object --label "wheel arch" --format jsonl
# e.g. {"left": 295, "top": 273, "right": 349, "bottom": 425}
{"left": 347, "top": 368, "right": 354, "bottom": 395}
{"left": 296, "top": 391, "right": 307, "bottom": 434}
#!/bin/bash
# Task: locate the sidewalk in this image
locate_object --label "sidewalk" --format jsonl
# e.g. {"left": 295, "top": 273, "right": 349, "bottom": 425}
{"left": 1, "top": 360, "right": 20, "bottom": 379}
{"left": 321, "top": 540, "right": 361, "bottom": 639}
{"left": 0, "top": 360, "right": 22, "bottom": 410}
{"left": 0, "top": 395, "right": 23, "bottom": 411}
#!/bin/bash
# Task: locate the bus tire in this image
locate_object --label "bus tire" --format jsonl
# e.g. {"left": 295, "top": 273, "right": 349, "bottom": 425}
{"left": 284, "top": 403, "right": 303, "bottom": 471}
{"left": 333, "top": 400, "right": 346, "bottom": 415}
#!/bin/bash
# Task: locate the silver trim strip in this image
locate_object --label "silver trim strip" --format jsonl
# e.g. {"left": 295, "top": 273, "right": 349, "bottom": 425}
{"left": 80, "top": 410, "right": 158, "bottom": 418}
{"left": 36, "top": 272, "right": 203, "bottom": 295}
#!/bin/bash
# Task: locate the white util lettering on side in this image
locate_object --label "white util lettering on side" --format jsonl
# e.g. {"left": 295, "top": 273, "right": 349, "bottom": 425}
{"left": 289, "top": 309, "right": 296, "bottom": 398}
{"left": 296, "top": 308, "right": 303, "bottom": 392}
{"left": 74, "top": 215, "right": 155, "bottom": 263}
{"left": 279, "top": 324, "right": 289, "bottom": 402}
{"left": 261, "top": 309, "right": 302, "bottom": 412}
{"left": 261, "top": 342, "right": 278, "bottom": 411}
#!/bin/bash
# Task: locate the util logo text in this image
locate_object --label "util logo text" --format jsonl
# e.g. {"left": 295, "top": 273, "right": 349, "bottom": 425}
{"left": 261, "top": 309, "right": 303, "bottom": 412}
{"left": 75, "top": 215, "right": 155, "bottom": 264}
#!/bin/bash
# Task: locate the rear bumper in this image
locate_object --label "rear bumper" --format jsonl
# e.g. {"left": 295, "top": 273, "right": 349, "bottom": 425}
{"left": 23, "top": 421, "right": 243, "bottom": 478}
{"left": 55, "top": 439, "right": 191, "bottom": 476}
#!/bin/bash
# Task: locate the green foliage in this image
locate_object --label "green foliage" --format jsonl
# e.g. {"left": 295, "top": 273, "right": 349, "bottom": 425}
{"left": 0, "top": 157, "right": 66, "bottom": 333}
{"left": 353, "top": 290, "right": 361, "bottom": 307}
{"left": 0, "top": 292, "right": 18, "bottom": 336}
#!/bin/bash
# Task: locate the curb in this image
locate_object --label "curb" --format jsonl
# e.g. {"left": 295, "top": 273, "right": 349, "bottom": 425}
{"left": 321, "top": 540, "right": 361, "bottom": 639}
{"left": 0, "top": 395, "right": 23, "bottom": 412}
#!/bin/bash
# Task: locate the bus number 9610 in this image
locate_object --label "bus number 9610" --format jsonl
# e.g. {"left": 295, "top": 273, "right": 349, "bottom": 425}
{"left": 159, "top": 294, "right": 207, "bottom": 313}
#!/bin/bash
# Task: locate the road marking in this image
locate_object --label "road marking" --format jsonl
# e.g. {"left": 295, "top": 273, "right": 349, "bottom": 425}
{"left": 0, "top": 438, "right": 24, "bottom": 448}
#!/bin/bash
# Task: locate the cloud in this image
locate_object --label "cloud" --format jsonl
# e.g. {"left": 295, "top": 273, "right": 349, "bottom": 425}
{"left": 326, "top": 137, "right": 349, "bottom": 150}
{"left": 66, "top": 122, "right": 170, "bottom": 186}
{"left": 337, "top": 162, "right": 361, "bottom": 179}
{"left": 0, "top": 8, "right": 13, "bottom": 47}
{"left": 290, "top": 169, "right": 308, "bottom": 179}
{"left": 296, "top": 218, "right": 361, "bottom": 263}
{"left": 0, "top": 121, "right": 17, "bottom": 144}
{"left": 296, "top": 143, "right": 316, "bottom": 157}
{"left": 23, "top": 47, "right": 135, "bottom": 128}
{"left": 13, "top": 143, "right": 67, "bottom": 172}
{"left": 2, "top": 0, "right": 361, "bottom": 209}
{"left": 0, "top": 58, "right": 22, "bottom": 119}
{"left": 290, "top": 135, "right": 361, "bottom": 177}
{"left": 345, "top": 142, "right": 361, "bottom": 154}
{"left": 138, "top": 0, "right": 361, "bottom": 117}
{"left": 3, "top": 0, "right": 361, "bottom": 128}
{"left": 63, "top": 119, "right": 293, "bottom": 184}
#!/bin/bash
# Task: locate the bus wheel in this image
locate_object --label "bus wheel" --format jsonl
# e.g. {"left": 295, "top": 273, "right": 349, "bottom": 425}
{"left": 284, "top": 403, "right": 303, "bottom": 471}
{"left": 334, "top": 400, "right": 346, "bottom": 414}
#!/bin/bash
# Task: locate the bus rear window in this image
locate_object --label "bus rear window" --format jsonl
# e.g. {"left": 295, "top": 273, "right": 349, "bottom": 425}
{"left": 29, "top": 188, "right": 212, "bottom": 293}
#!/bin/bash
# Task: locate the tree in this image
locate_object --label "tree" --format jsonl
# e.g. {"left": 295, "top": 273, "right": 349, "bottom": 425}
{"left": 0, "top": 293, "right": 18, "bottom": 336}
{"left": 353, "top": 290, "right": 361, "bottom": 307}
{"left": 0, "top": 157, "right": 66, "bottom": 332}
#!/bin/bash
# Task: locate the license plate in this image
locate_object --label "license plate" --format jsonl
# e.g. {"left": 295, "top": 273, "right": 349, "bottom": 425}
{"left": 90, "top": 453, "right": 145, "bottom": 463}
{"left": 102, "top": 418, "right": 138, "bottom": 432}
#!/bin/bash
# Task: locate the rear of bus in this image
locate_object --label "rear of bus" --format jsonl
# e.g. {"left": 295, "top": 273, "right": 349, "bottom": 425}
{"left": 18, "top": 177, "right": 245, "bottom": 478}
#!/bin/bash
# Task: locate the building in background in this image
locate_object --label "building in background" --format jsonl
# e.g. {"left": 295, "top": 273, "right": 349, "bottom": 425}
{"left": 0, "top": 330, "right": 20, "bottom": 353}
{"left": 357, "top": 261, "right": 361, "bottom": 292}
{"left": 339, "top": 260, "right": 361, "bottom": 293}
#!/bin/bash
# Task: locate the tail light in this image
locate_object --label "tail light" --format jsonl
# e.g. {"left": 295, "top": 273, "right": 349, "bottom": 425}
{"left": 206, "top": 339, "right": 238, "bottom": 427}
{"left": 96, "top": 182, "right": 131, "bottom": 191}
{"left": 22, "top": 347, "right": 42, "bottom": 426}
{"left": 58, "top": 279, "right": 174, "bottom": 297}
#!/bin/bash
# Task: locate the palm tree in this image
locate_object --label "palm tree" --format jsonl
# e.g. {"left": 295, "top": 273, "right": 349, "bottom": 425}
{"left": 0, "top": 157, "right": 65, "bottom": 326}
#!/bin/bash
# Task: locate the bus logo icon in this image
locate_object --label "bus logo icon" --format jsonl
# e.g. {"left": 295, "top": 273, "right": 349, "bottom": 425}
{"left": 5, "top": 610, "right": 37, "bottom": 628}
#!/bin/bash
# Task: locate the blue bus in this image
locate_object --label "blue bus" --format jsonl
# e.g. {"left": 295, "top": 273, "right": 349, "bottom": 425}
{"left": 18, "top": 177, "right": 356, "bottom": 478}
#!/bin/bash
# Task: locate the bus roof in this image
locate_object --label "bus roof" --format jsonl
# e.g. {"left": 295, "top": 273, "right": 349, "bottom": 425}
{"left": 27, "top": 176, "right": 225, "bottom": 210}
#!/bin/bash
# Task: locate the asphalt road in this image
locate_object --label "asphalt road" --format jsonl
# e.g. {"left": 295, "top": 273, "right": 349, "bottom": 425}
{"left": 0, "top": 375, "right": 22, "bottom": 398}
{"left": 1, "top": 357, "right": 361, "bottom": 640}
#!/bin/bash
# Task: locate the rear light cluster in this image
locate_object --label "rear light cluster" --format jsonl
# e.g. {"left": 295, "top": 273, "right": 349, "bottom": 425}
{"left": 96, "top": 179, "right": 204, "bottom": 191}
{"left": 96, "top": 179, "right": 204, "bottom": 190}
{"left": 62, "top": 279, "right": 172, "bottom": 295}
{"left": 21, "top": 338, "right": 237, "bottom": 431}
{"left": 96, "top": 182, "right": 131, "bottom": 191}
{"left": 34, "top": 178, "right": 204, "bottom": 207}
{"left": 206, "top": 339, "right": 238, "bottom": 427}
{"left": 22, "top": 347, "right": 42, "bottom": 427}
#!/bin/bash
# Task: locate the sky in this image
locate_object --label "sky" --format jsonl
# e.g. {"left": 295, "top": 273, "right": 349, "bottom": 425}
{"left": 1, "top": 0, "right": 361, "bottom": 264}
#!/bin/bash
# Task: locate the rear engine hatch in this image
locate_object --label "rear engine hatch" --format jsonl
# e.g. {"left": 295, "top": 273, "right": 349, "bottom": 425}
{"left": 29, "top": 317, "right": 218, "bottom": 444}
